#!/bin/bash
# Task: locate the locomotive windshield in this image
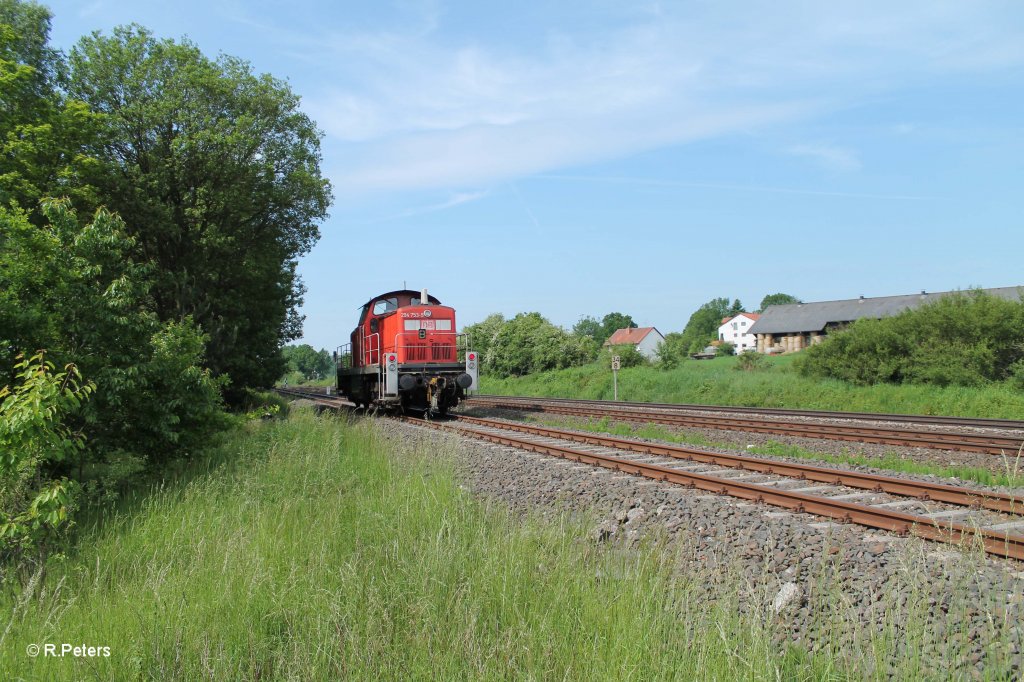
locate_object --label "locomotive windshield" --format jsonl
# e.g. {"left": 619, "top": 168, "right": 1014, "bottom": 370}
{"left": 371, "top": 298, "right": 399, "bottom": 315}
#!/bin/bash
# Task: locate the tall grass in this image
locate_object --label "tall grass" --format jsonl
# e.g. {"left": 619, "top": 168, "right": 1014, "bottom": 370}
{"left": 0, "top": 411, "right": 1017, "bottom": 679}
{"left": 481, "top": 355, "right": 1024, "bottom": 419}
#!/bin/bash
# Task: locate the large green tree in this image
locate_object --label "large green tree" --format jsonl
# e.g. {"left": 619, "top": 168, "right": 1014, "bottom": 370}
{"left": 674, "top": 297, "right": 745, "bottom": 356}
{"left": 281, "top": 344, "right": 333, "bottom": 381}
{"left": 758, "top": 292, "right": 802, "bottom": 312}
{"left": 1, "top": 200, "right": 225, "bottom": 484}
{"left": 468, "top": 313, "right": 597, "bottom": 377}
{"left": 0, "top": 0, "right": 98, "bottom": 215}
{"left": 572, "top": 312, "right": 637, "bottom": 346}
{"left": 66, "top": 26, "right": 332, "bottom": 399}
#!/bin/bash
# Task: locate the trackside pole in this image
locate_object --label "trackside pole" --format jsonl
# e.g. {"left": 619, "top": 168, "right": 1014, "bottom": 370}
{"left": 612, "top": 355, "right": 620, "bottom": 401}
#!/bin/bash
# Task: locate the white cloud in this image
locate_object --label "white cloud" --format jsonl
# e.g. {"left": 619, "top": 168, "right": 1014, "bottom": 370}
{"left": 277, "top": 2, "right": 1024, "bottom": 194}
{"left": 786, "top": 144, "right": 862, "bottom": 172}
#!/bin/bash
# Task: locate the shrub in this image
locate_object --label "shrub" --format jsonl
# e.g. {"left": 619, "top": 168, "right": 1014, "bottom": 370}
{"left": 734, "top": 351, "right": 766, "bottom": 372}
{"left": 797, "top": 290, "right": 1024, "bottom": 387}
{"left": 1, "top": 353, "right": 93, "bottom": 579}
{"left": 479, "top": 312, "right": 598, "bottom": 377}
{"left": 716, "top": 342, "right": 736, "bottom": 357}
{"left": 600, "top": 344, "right": 648, "bottom": 368}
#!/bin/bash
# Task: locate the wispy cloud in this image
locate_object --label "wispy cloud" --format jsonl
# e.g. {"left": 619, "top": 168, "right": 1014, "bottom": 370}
{"left": 786, "top": 144, "right": 862, "bottom": 172}
{"left": 370, "top": 190, "right": 489, "bottom": 223}
{"left": 536, "top": 174, "right": 936, "bottom": 201}
{"left": 248, "top": 2, "right": 1024, "bottom": 194}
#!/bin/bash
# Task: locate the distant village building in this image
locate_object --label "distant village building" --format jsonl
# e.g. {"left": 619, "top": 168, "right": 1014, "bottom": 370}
{"left": 604, "top": 327, "right": 665, "bottom": 360}
{"left": 748, "top": 286, "right": 1024, "bottom": 354}
{"left": 718, "top": 313, "right": 760, "bottom": 353}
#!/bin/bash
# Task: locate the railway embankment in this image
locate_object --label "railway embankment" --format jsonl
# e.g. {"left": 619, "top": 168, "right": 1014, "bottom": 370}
{"left": 479, "top": 355, "right": 1024, "bottom": 420}
{"left": 377, "top": 415, "right": 1024, "bottom": 678}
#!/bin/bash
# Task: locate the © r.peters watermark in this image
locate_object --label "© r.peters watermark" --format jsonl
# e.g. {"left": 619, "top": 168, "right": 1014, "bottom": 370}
{"left": 26, "top": 643, "right": 111, "bottom": 658}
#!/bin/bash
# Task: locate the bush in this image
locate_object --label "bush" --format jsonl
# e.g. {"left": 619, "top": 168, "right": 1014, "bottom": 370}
{"left": 479, "top": 312, "right": 598, "bottom": 377}
{"left": 1, "top": 353, "right": 93, "bottom": 579}
{"left": 600, "top": 344, "right": 648, "bottom": 368}
{"left": 797, "top": 290, "right": 1024, "bottom": 387}
{"left": 716, "top": 342, "right": 736, "bottom": 357}
{"left": 733, "top": 351, "right": 765, "bottom": 372}
{"left": 1, "top": 200, "right": 228, "bottom": 501}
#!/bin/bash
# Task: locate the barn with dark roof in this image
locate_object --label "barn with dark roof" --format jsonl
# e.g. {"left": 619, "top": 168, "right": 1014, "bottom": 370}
{"left": 748, "top": 286, "right": 1024, "bottom": 354}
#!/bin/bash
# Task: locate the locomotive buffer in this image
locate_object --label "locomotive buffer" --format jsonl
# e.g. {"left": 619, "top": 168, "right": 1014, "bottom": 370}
{"left": 335, "top": 288, "right": 477, "bottom": 415}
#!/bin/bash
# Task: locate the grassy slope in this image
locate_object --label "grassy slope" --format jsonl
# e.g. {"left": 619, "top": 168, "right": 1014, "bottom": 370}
{"left": 481, "top": 355, "right": 1024, "bottom": 419}
{"left": 6, "top": 412, "right": 1005, "bottom": 679}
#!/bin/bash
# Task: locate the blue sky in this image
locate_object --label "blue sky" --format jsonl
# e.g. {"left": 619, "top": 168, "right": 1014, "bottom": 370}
{"left": 44, "top": 1, "right": 1024, "bottom": 351}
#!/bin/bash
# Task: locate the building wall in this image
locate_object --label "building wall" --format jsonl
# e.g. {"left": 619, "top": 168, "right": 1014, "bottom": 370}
{"left": 718, "top": 314, "right": 758, "bottom": 353}
{"left": 636, "top": 331, "right": 664, "bottom": 359}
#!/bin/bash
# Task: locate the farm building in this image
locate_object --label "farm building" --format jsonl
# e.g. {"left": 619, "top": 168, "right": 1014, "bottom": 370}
{"left": 718, "top": 313, "right": 760, "bottom": 353}
{"left": 604, "top": 327, "right": 665, "bottom": 360}
{"left": 748, "top": 286, "right": 1024, "bottom": 354}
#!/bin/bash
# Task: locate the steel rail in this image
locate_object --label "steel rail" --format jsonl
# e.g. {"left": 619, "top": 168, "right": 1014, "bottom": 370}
{"left": 416, "top": 418, "right": 1024, "bottom": 561}
{"left": 469, "top": 399, "right": 1024, "bottom": 456}
{"left": 469, "top": 394, "right": 1024, "bottom": 430}
{"left": 453, "top": 415, "right": 1024, "bottom": 514}
{"left": 274, "top": 388, "right": 1024, "bottom": 560}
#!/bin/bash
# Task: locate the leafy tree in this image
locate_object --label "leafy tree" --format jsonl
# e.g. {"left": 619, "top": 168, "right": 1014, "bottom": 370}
{"left": 66, "top": 26, "right": 332, "bottom": 400}
{"left": 572, "top": 315, "right": 603, "bottom": 341}
{"left": 797, "top": 290, "right": 1024, "bottom": 387}
{"left": 715, "top": 342, "right": 736, "bottom": 357}
{"left": 0, "top": 200, "right": 226, "bottom": 486}
{"left": 0, "top": 352, "right": 93, "bottom": 576}
{"left": 0, "top": 0, "right": 99, "bottom": 216}
{"left": 483, "top": 312, "right": 597, "bottom": 377}
{"left": 675, "top": 297, "right": 745, "bottom": 356}
{"left": 462, "top": 314, "right": 506, "bottom": 370}
{"left": 758, "top": 293, "right": 802, "bottom": 312}
{"left": 281, "top": 344, "right": 333, "bottom": 380}
{"left": 572, "top": 312, "right": 637, "bottom": 346}
{"left": 656, "top": 332, "right": 688, "bottom": 368}
{"left": 599, "top": 312, "right": 637, "bottom": 343}
{"left": 600, "top": 344, "right": 647, "bottom": 368}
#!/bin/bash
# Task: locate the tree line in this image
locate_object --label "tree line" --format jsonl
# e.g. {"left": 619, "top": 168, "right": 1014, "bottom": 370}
{"left": 462, "top": 294, "right": 801, "bottom": 379}
{"left": 1, "top": 0, "right": 331, "bottom": 574}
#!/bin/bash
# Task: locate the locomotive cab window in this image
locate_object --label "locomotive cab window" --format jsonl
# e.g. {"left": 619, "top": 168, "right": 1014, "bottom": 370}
{"left": 372, "top": 298, "right": 398, "bottom": 315}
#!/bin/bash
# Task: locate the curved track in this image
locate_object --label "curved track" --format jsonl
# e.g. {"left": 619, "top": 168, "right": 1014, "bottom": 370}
{"left": 278, "top": 387, "right": 1024, "bottom": 561}
{"left": 470, "top": 394, "right": 1024, "bottom": 430}
{"left": 467, "top": 396, "right": 1024, "bottom": 456}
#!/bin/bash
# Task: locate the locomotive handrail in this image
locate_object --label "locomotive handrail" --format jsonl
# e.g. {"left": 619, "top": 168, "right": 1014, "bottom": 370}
{"left": 388, "top": 331, "right": 471, "bottom": 363}
{"left": 335, "top": 343, "right": 353, "bottom": 369}
{"left": 363, "top": 332, "right": 380, "bottom": 365}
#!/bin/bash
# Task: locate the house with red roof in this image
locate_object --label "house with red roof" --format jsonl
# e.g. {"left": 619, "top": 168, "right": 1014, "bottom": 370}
{"left": 603, "top": 327, "right": 665, "bottom": 360}
{"left": 718, "top": 313, "right": 760, "bottom": 353}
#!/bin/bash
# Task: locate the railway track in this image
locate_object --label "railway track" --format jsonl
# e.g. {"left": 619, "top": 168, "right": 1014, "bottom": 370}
{"left": 277, "top": 387, "right": 1024, "bottom": 561}
{"left": 470, "top": 394, "right": 1024, "bottom": 430}
{"left": 466, "top": 396, "right": 1024, "bottom": 457}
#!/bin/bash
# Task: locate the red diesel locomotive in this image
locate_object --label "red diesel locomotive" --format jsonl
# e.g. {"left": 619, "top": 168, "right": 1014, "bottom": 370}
{"left": 335, "top": 289, "right": 477, "bottom": 414}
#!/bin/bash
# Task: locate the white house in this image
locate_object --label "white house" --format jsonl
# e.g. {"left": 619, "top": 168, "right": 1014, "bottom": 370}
{"left": 718, "top": 313, "right": 760, "bottom": 353}
{"left": 604, "top": 327, "right": 665, "bottom": 360}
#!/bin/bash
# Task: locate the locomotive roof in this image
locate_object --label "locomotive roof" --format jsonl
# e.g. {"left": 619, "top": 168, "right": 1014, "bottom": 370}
{"left": 359, "top": 289, "right": 442, "bottom": 307}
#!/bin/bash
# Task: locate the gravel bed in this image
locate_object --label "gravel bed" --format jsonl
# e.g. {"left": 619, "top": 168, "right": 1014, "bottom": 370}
{"left": 374, "top": 417, "right": 1024, "bottom": 678}
{"left": 465, "top": 406, "right": 1024, "bottom": 487}
{"left": 471, "top": 397, "right": 1024, "bottom": 438}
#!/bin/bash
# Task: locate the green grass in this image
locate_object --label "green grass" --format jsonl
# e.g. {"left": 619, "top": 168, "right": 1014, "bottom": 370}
{"left": 530, "top": 415, "right": 1024, "bottom": 489}
{"left": 0, "top": 411, "right": 1018, "bottom": 679}
{"left": 480, "top": 355, "right": 1024, "bottom": 419}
